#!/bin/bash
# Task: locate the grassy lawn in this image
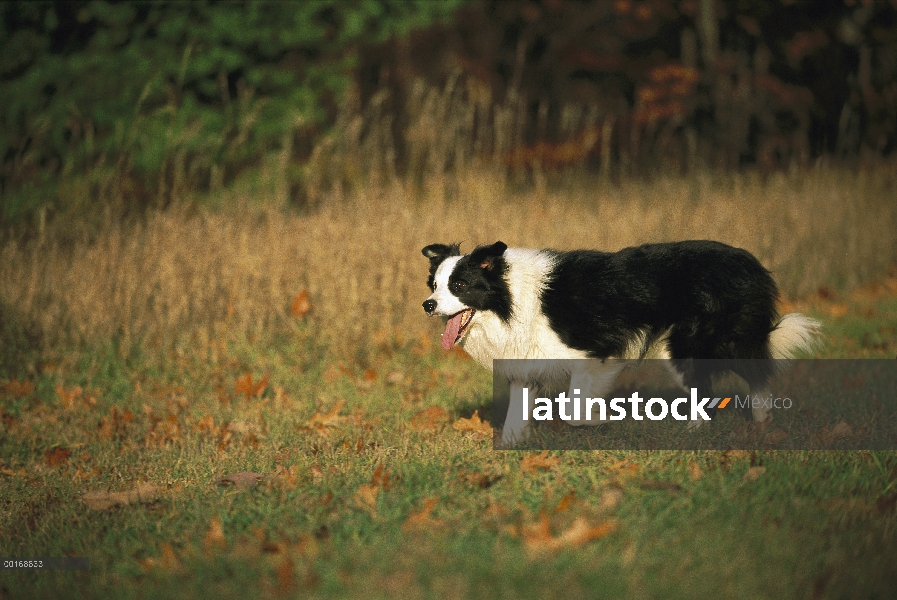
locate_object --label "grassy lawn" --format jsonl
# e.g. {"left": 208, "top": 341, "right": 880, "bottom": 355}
{"left": 2, "top": 284, "right": 896, "bottom": 599}
{"left": 1, "top": 167, "right": 896, "bottom": 598}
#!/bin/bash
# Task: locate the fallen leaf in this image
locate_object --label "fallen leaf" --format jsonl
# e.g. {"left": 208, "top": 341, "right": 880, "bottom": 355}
{"left": 290, "top": 290, "right": 312, "bottom": 317}
{"left": 275, "top": 556, "right": 297, "bottom": 593}
{"left": 235, "top": 373, "right": 269, "bottom": 400}
{"left": 743, "top": 466, "right": 766, "bottom": 481}
{"left": 3, "top": 379, "right": 34, "bottom": 398}
{"left": 523, "top": 514, "right": 617, "bottom": 554}
{"left": 355, "top": 483, "right": 380, "bottom": 509}
{"left": 554, "top": 490, "right": 576, "bottom": 513}
{"left": 159, "top": 542, "right": 181, "bottom": 572}
{"left": 521, "top": 450, "right": 561, "bottom": 473}
{"left": 596, "top": 487, "right": 624, "bottom": 513}
{"left": 386, "top": 371, "right": 405, "bottom": 385}
{"left": 82, "top": 483, "right": 161, "bottom": 510}
{"left": 606, "top": 459, "right": 640, "bottom": 477}
{"left": 402, "top": 498, "right": 444, "bottom": 532}
{"left": 216, "top": 472, "right": 264, "bottom": 489}
{"left": 452, "top": 410, "right": 493, "bottom": 438}
{"left": 301, "top": 399, "right": 347, "bottom": 435}
{"left": 688, "top": 460, "right": 703, "bottom": 481}
{"left": 55, "top": 385, "right": 83, "bottom": 408}
{"left": 204, "top": 517, "right": 226, "bottom": 550}
{"left": 45, "top": 446, "right": 71, "bottom": 467}
{"left": 410, "top": 406, "right": 450, "bottom": 432}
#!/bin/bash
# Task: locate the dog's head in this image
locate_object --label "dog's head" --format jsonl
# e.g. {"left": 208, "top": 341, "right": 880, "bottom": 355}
{"left": 421, "top": 241, "right": 511, "bottom": 350}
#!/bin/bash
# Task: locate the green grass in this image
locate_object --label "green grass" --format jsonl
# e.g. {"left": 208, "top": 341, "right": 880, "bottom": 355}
{"left": 2, "top": 293, "right": 897, "bottom": 600}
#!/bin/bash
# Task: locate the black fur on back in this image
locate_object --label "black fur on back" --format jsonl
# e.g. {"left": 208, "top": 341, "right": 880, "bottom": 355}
{"left": 540, "top": 240, "right": 781, "bottom": 389}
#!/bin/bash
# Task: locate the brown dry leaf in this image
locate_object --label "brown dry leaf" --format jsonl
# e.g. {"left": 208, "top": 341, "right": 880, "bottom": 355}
{"left": 3, "top": 379, "right": 34, "bottom": 398}
{"left": 204, "top": 517, "right": 227, "bottom": 551}
{"left": 606, "top": 459, "right": 640, "bottom": 477}
{"left": 402, "top": 498, "right": 444, "bottom": 532}
{"left": 688, "top": 460, "right": 703, "bottom": 481}
{"left": 275, "top": 555, "right": 297, "bottom": 593}
{"left": 521, "top": 450, "right": 561, "bottom": 473}
{"left": 410, "top": 406, "right": 450, "bottom": 432}
{"left": 825, "top": 303, "right": 849, "bottom": 318}
{"left": 452, "top": 410, "right": 493, "bottom": 438}
{"left": 159, "top": 542, "right": 181, "bottom": 572}
{"left": 82, "top": 483, "right": 161, "bottom": 510}
{"left": 355, "top": 464, "right": 392, "bottom": 512}
{"left": 217, "top": 472, "right": 264, "bottom": 489}
{"left": 275, "top": 464, "right": 298, "bottom": 487}
{"left": 596, "top": 487, "right": 624, "bottom": 513}
{"left": 386, "top": 371, "right": 405, "bottom": 385}
{"left": 55, "top": 385, "right": 83, "bottom": 408}
{"left": 235, "top": 373, "right": 269, "bottom": 400}
{"left": 743, "top": 466, "right": 766, "bottom": 481}
{"left": 291, "top": 290, "right": 312, "bottom": 318}
{"left": 194, "top": 414, "right": 216, "bottom": 433}
{"left": 523, "top": 515, "right": 617, "bottom": 554}
{"left": 554, "top": 490, "right": 576, "bottom": 513}
{"left": 355, "top": 483, "right": 380, "bottom": 510}
{"left": 302, "top": 399, "right": 347, "bottom": 435}
{"left": 45, "top": 446, "right": 71, "bottom": 467}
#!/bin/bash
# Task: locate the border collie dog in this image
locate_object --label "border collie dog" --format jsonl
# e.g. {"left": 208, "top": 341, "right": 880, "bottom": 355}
{"left": 421, "top": 240, "right": 820, "bottom": 445}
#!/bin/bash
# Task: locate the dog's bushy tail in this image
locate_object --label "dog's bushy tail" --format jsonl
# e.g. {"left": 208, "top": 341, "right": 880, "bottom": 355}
{"left": 768, "top": 313, "right": 822, "bottom": 360}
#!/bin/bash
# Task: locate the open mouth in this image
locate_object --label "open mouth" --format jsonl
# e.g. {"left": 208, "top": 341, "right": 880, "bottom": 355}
{"left": 441, "top": 308, "right": 476, "bottom": 350}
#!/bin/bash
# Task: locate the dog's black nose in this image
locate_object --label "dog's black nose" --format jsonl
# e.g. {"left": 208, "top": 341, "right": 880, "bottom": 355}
{"left": 423, "top": 299, "right": 437, "bottom": 314}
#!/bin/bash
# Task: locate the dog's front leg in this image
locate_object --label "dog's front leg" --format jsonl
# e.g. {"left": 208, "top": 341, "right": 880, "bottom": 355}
{"left": 501, "top": 380, "right": 532, "bottom": 447}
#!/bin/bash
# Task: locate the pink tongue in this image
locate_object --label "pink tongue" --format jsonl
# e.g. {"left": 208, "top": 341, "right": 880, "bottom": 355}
{"left": 442, "top": 313, "right": 464, "bottom": 350}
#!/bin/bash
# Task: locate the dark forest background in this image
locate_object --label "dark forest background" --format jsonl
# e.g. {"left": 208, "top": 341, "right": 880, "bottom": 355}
{"left": 3, "top": 0, "right": 896, "bottom": 228}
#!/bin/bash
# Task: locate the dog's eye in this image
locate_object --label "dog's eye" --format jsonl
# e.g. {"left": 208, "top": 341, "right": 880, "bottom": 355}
{"left": 450, "top": 281, "right": 466, "bottom": 293}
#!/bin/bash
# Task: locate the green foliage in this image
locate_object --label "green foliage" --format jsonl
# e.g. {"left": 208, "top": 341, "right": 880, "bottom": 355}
{"left": 0, "top": 0, "right": 463, "bottom": 225}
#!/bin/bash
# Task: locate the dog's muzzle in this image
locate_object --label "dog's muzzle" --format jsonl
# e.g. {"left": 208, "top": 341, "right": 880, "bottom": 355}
{"left": 422, "top": 299, "right": 437, "bottom": 315}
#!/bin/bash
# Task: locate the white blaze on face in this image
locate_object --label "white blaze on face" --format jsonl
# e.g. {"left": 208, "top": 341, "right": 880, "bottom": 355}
{"left": 425, "top": 256, "right": 468, "bottom": 316}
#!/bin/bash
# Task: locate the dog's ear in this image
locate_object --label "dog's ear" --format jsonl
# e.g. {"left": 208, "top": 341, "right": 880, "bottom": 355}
{"left": 471, "top": 241, "right": 507, "bottom": 272}
{"left": 422, "top": 243, "right": 461, "bottom": 264}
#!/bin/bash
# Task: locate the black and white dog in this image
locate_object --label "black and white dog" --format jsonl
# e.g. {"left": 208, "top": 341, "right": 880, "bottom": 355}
{"left": 421, "top": 240, "right": 820, "bottom": 445}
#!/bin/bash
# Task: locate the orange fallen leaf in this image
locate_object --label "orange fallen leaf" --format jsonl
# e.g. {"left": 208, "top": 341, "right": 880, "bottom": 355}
{"left": 301, "top": 400, "right": 348, "bottom": 435}
{"left": 355, "top": 483, "right": 380, "bottom": 509}
{"left": 45, "top": 446, "right": 71, "bottom": 467}
{"left": 521, "top": 450, "right": 561, "bottom": 473}
{"left": 410, "top": 406, "right": 450, "bottom": 432}
{"left": 3, "top": 379, "right": 34, "bottom": 398}
{"left": 235, "top": 373, "right": 269, "bottom": 400}
{"left": 55, "top": 385, "right": 83, "bottom": 409}
{"left": 452, "top": 410, "right": 493, "bottom": 438}
{"left": 291, "top": 290, "right": 312, "bottom": 317}
{"left": 523, "top": 514, "right": 617, "bottom": 554}
{"left": 606, "top": 459, "right": 640, "bottom": 477}
{"left": 402, "top": 498, "right": 444, "bottom": 532}
{"left": 355, "top": 464, "right": 393, "bottom": 512}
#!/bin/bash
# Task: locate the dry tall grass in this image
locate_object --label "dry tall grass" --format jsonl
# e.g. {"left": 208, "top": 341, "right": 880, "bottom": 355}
{"left": 2, "top": 162, "right": 895, "bottom": 360}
